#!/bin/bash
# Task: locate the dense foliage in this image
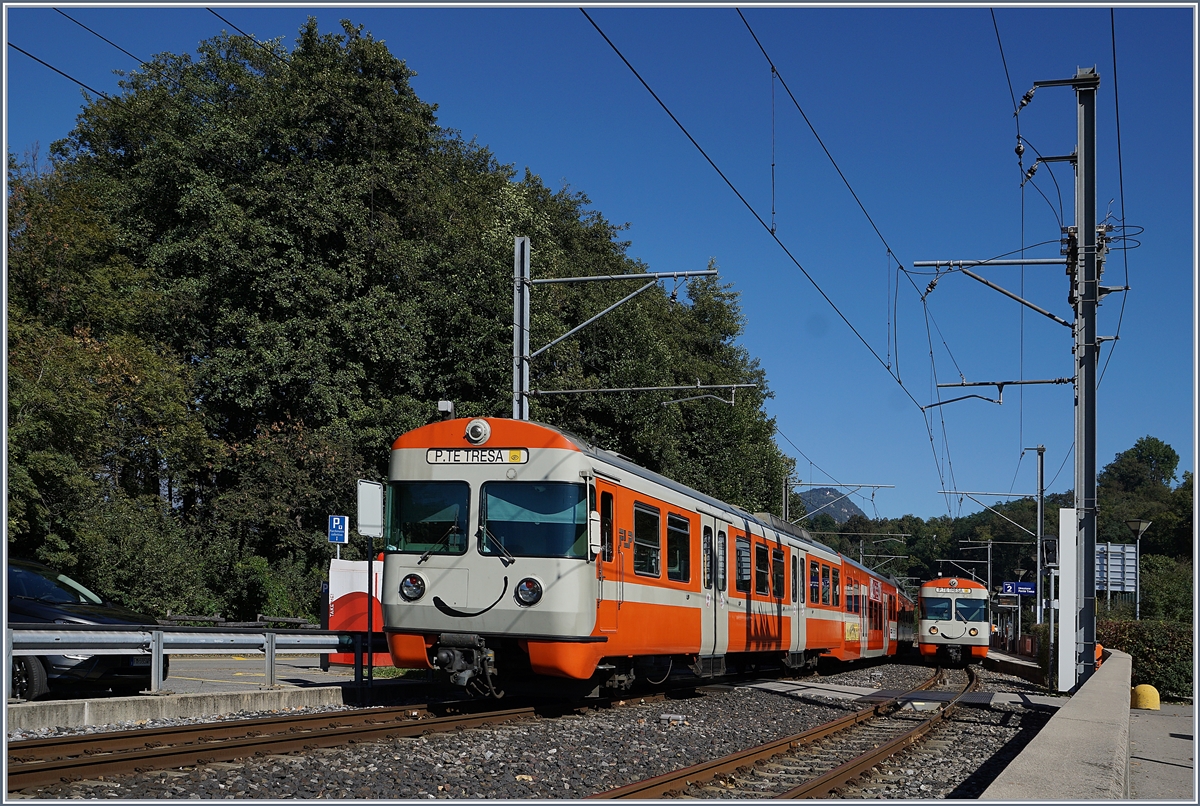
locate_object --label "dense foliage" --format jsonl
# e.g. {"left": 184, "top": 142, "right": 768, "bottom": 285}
{"left": 1097, "top": 619, "right": 1193, "bottom": 698}
{"left": 7, "top": 20, "right": 792, "bottom": 619}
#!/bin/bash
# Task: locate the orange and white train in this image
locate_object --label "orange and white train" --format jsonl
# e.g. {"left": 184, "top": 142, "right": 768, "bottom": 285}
{"left": 916, "top": 577, "right": 990, "bottom": 664}
{"left": 371, "top": 417, "right": 914, "bottom": 697}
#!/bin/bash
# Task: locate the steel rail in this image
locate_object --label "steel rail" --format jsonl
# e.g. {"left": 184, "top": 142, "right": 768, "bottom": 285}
{"left": 7, "top": 703, "right": 543, "bottom": 792}
{"left": 776, "top": 666, "right": 979, "bottom": 798}
{"left": 587, "top": 668, "right": 944, "bottom": 799}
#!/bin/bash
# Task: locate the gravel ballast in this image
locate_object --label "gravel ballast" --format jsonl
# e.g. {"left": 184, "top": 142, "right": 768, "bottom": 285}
{"left": 9, "top": 660, "right": 1060, "bottom": 799}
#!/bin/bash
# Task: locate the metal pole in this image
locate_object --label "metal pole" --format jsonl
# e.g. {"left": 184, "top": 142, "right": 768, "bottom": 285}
{"left": 1106, "top": 542, "right": 1112, "bottom": 609}
{"left": 1074, "top": 68, "right": 1099, "bottom": 683}
{"left": 366, "top": 533, "right": 374, "bottom": 699}
{"left": 513, "top": 236, "right": 531, "bottom": 420}
{"left": 1035, "top": 445, "right": 1044, "bottom": 624}
{"left": 1048, "top": 571, "right": 1056, "bottom": 688}
{"left": 1136, "top": 536, "right": 1141, "bottom": 620}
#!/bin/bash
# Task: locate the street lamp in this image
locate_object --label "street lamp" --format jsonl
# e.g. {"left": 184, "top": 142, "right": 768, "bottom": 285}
{"left": 1125, "top": 519, "right": 1152, "bottom": 620}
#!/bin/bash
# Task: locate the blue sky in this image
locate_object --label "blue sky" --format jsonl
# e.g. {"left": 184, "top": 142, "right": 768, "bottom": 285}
{"left": 4, "top": 4, "right": 1195, "bottom": 520}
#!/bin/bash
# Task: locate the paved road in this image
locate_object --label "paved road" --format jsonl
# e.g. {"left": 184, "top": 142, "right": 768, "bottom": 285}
{"left": 158, "top": 655, "right": 361, "bottom": 694}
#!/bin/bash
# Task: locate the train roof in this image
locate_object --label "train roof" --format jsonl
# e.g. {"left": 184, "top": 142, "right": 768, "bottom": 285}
{"left": 394, "top": 417, "right": 909, "bottom": 593}
{"left": 919, "top": 577, "right": 988, "bottom": 591}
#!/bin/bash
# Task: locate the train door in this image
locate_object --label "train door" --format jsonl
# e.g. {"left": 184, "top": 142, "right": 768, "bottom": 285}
{"left": 698, "top": 513, "right": 729, "bottom": 661}
{"left": 882, "top": 593, "right": 891, "bottom": 655}
{"left": 595, "top": 483, "right": 620, "bottom": 633}
{"left": 791, "top": 548, "right": 806, "bottom": 655}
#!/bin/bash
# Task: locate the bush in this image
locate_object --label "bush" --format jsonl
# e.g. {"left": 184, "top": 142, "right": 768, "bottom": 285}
{"left": 1098, "top": 619, "right": 1193, "bottom": 699}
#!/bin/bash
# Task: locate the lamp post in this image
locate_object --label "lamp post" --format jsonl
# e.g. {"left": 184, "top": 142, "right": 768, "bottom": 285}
{"left": 1125, "top": 519, "right": 1152, "bottom": 620}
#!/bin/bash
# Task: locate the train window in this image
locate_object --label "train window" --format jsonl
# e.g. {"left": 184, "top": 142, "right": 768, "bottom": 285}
{"left": 809, "top": 561, "right": 820, "bottom": 604}
{"left": 481, "top": 482, "right": 588, "bottom": 559}
{"left": 717, "top": 531, "right": 727, "bottom": 592}
{"left": 846, "top": 580, "right": 854, "bottom": 613}
{"left": 632, "top": 503, "right": 661, "bottom": 577}
{"left": 702, "top": 526, "right": 713, "bottom": 590}
{"left": 955, "top": 598, "right": 987, "bottom": 623}
{"left": 791, "top": 556, "right": 798, "bottom": 604}
{"left": 601, "top": 492, "right": 614, "bottom": 563}
{"left": 387, "top": 481, "right": 470, "bottom": 555}
{"left": 666, "top": 514, "right": 691, "bottom": 583}
{"left": 754, "top": 544, "right": 769, "bottom": 595}
{"left": 920, "top": 596, "right": 951, "bottom": 620}
{"left": 820, "top": 565, "right": 831, "bottom": 605}
{"left": 771, "top": 549, "right": 785, "bottom": 599}
{"left": 735, "top": 537, "right": 751, "bottom": 593}
{"left": 832, "top": 568, "right": 840, "bottom": 608}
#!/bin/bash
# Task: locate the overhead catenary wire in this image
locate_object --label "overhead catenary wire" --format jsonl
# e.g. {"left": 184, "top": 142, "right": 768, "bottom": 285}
{"left": 54, "top": 8, "right": 145, "bottom": 64}
{"left": 1098, "top": 8, "right": 1130, "bottom": 387}
{"left": 7, "top": 42, "right": 111, "bottom": 100}
{"left": 736, "top": 8, "right": 902, "bottom": 267}
{"left": 579, "top": 10, "right": 921, "bottom": 408}
{"left": 206, "top": 7, "right": 290, "bottom": 65}
{"left": 774, "top": 427, "right": 877, "bottom": 512}
{"left": 580, "top": 8, "right": 970, "bottom": 519}
{"left": 991, "top": 8, "right": 1028, "bottom": 486}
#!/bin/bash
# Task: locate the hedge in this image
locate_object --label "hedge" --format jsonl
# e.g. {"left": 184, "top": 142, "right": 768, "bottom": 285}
{"left": 1097, "top": 619, "right": 1193, "bottom": 699}
{"left": 1027, "top": 620, "right": 1192, "bottom": 698}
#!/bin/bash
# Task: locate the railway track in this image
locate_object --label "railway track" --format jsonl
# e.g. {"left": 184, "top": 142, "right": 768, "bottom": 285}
{"left": 6, "top": 699, "right": 582, "bottom": 792}
{"left": 589, "top": 666, "right": 978, "bottom": 799}
{"left": 7, "top": 684, "right": 706, "bottom": 794}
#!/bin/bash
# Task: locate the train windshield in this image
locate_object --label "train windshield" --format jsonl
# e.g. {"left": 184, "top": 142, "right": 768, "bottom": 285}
{"left": 480, "top": 482, "right": 588, "bottom": 559}
{"left": 955, "top": 598, "right": 988, "bottom": 622}
{"left": 386, "top": 481, "right": 470, "bottom": 555}
{"left": 920, "top": 596, "right": 951, "bottom": 620}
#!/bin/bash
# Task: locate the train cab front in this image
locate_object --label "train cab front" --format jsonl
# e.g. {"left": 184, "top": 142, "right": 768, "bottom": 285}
{"left": 376, "top": 417, "right": 606, "bottom": 697}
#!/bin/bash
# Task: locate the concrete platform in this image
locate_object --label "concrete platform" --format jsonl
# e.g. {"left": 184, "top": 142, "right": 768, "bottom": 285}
{"left": 984, "top": 646, "right": 1045, "bottom": 685}
{"left": 981, "top": 649, "right": 1134, "bottom": 800}
{"left": 1128, "top": 701, "right": 1194, "bottom": 801}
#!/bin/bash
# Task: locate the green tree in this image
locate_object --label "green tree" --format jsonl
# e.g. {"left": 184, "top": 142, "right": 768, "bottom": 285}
{"left": 1098, "top": 437, "right": 1188, "bottom": 559}
{"left": 20, "top": 18, "right": 795, "bottom": 619}
{"left": 1138, "top": 555, "right": 1192, "bottom": 623}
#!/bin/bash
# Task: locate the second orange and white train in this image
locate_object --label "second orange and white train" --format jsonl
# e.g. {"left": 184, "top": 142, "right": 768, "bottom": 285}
{"left": 367, "top": 416, "right": 915, "bottom": 697}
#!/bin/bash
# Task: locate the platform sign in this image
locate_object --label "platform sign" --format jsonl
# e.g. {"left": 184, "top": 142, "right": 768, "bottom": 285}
{"left": 328, "top": 515, "right": 349, "bottom": 544}
{"left": 1001, "top": 581, "right": 1036, "bottom": 595}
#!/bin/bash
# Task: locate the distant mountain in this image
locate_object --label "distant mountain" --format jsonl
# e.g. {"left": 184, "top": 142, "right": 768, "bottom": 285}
{"left": 799, "top": 488, "right": 867, "bottom": 525}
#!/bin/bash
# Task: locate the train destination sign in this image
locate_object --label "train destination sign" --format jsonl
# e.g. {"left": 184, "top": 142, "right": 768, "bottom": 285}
{"left": 427, "top": 448, "right": 529, "bottom": 465}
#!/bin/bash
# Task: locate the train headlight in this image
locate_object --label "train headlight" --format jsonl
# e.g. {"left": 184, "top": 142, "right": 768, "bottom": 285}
{"left": 400, "top": 574, "right": 426, "bottom": 602}
{"left": 515, "top": 577, "right": 543, "bottom": 606}
{"left": 928, "top": 626, "right": 939, "bottom": 635}
{"left": 969, "top": 628, "right": 979, "bottom": 636}
{"left": 465, "top": 419, "right": 491, "bottom": 444}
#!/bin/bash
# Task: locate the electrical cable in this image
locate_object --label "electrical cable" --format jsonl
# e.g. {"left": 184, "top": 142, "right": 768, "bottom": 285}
{"left": 206, "top": 7, "right": 290, "bottom": 64}
{"left": 991, "top": 9, "right": 1019, "bottom": 135}
{"left": 582, "top": 8, "right": 971, "bottom": 521}
{"left": 7, "top": 42, "right": 111, "bottom": 99}
{"left": 1047, "top": 442, "right": 1074, "bottom": 489}
{"left": 774, "top": 427, "right": 875, "bottom": 512}
{"left": 736, "top": 8, "right": 902, "bottom": 268}
{"left": 54, "top": 8, "right": 145, "bottom": 64}
{"left": 1017, "top": 136, "right": 1065, "bottom": 228}
{"left": 1098, "top": 8, "right": 1130, "bottom": 387}
{"left": 580, "top": 8, "right": 923, "bottom": 413}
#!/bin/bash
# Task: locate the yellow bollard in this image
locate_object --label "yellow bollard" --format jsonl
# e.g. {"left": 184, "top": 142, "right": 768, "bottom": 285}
{"left": 1131, "top": 684, "right": 1160, "bottom": 710}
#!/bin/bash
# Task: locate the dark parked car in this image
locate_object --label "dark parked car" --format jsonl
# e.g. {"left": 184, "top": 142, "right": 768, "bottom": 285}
{"left": 8, "top": 558, "right": 168, "bottom": 700}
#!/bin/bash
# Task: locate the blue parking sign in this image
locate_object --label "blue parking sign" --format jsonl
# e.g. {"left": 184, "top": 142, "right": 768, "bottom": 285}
{"left": 328, "top": 515, "right": 349, "bottom": 544}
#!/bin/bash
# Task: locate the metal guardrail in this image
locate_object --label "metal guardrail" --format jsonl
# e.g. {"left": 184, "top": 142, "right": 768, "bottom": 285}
{"left": 5, "top": 623, "right": 353, "bottom": 698}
